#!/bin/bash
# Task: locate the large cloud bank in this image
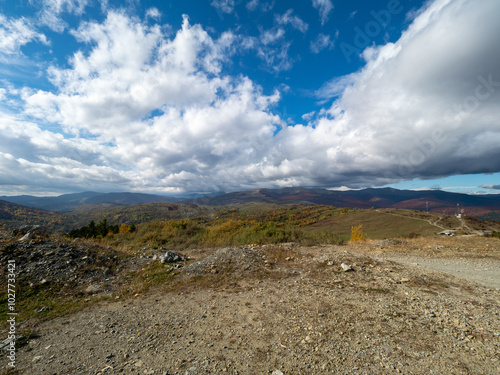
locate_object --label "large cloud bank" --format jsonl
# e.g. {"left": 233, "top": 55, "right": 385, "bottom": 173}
{"left": 1, "top": 0, "right": 499, "bottom": 195}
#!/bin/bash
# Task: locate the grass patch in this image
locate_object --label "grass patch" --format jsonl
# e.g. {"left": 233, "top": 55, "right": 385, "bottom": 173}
{"left": 122, "top": 261, "right": 178, "bottom": 295}
{"left": 0, "top": 281, "right": 90, "bottom": 332}
{"left": 489, "top": 230, "right": 500, "bottom": 239}
{"left": 306, "top": 210, "right": 440, "bottom": 240}
{"left": 0, "top": 368, "right": 21, "bottom": 375}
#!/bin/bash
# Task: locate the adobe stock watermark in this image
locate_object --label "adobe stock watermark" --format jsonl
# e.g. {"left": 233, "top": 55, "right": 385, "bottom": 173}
{"left": 395, "top": 128, "right": 446, "bottom": 179}
{"left": 340, "top": 0, "right": 404, "bottom": 63}
{"left": 443, "top": 74, "right": 500, "bottom": 125}
{"left": 5, "top": 260, "right": 17, "bottom": 368}
{"left": 396, "top": 73, "right": 500, "bottom": 178}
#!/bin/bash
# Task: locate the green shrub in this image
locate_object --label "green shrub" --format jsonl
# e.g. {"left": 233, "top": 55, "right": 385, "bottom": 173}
{"left": 307, "top": 229, "right": 345, "bottom": 245}
{"left": 235, "top": 222, "right": 304, "bottom": 245}
{"left": 127, "top": 219, "right": 205, "bottom": 250}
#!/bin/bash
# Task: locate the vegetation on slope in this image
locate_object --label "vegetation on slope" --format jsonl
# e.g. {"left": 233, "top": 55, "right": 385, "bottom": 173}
{"left": 0, "top": 200, "right": 66, "bottom": 232}
{"left": 0, "top": 201, "right": 207, "bottom": 233}
{"left": 87, "top": 205, "right": 350, "bottom": 250}
{"left": 67, "top": 205, "right": 461, "bottom": 251}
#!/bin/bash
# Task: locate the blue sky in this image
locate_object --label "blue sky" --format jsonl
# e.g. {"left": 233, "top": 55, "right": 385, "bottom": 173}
{"left": 0, "top": 0, "right": 499, "bottom": 197}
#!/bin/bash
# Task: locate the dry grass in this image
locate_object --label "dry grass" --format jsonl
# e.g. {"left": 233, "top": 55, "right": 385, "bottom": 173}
{"left": 306, "top": 210, "right": 440, "bottom": 240}
{"left": 265, "top": 245, "right": 305, "bottom": 265}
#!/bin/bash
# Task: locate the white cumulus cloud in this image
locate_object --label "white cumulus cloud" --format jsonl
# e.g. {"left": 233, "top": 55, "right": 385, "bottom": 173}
{"left": 0, "top": 14, "right": 48, "bottom": 56}
{"left": 35, "top": 0, "right": 90, "bottom": 32}
{"left": 276, "top": 10, "right": 308, "bottom": 33}
{"left": 310, "top": 33, "right": 334, "bottom": 54}
{"left": 312, "top": 0, "right": 333, "bottom": 25}
{"left": 283, "top": 0, "right": 500, "bottom": 187}
{"left": 211, "top": 0, "right": 236, "bottom": 15}
{"left": 18, "top": 11, "right": 282, "bottom": 194}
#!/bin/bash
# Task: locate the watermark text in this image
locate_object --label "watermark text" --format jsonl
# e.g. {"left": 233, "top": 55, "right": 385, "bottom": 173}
{"left": 6, "top": 260, "right": 16, "bottom": 368}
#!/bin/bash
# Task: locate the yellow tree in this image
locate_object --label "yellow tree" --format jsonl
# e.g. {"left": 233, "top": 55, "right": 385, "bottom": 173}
{"left": 350, "top": 224, "right": 366, "bottom": 242}
{"left": 119, "top": 223, "right": 130, "bottom": 234}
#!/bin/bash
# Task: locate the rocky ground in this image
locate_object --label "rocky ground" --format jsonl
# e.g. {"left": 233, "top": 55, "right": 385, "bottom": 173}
{"left": 1, "top": 231, "right": 499, "bottom": 374}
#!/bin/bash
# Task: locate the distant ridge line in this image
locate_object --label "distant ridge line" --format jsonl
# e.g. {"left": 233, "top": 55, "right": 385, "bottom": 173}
{"left": 2, "top": 187, "right": 499, "bottom": 217}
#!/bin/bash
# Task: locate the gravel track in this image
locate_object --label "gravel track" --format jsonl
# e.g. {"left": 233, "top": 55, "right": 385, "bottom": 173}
{"left": 381, "top": 255, "right": 500, "bottom": 289}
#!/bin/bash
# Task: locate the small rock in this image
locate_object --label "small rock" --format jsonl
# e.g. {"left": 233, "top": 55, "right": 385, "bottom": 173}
{"left": 159, "top": 251, "right": 185, "bottom": 263}
{"left": 35, "top": 306, "right": 50, "bottom": 313}
{"left": 272, "top": 371, "right": 284, "bottom": 375}
{"left": 0, "top": 337, "right": 15, "bottom": 351}
{"left": 85, "top": 284, "right": 102, "bottom": 294}
{"left": 341, "top": 263, "right": 353, "bottom": 272}
{"left": 19, "top": 232, "right": 33, "bottom": 242}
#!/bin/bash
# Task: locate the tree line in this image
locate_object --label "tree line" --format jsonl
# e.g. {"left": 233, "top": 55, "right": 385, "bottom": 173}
{"left": 68, "top": 218, "right": 135, "bottom": 239}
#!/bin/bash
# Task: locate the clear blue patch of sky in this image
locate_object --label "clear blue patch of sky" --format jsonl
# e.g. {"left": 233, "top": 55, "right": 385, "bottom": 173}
{"left": 385, "top": 173, "right": 500, "bottom": 194}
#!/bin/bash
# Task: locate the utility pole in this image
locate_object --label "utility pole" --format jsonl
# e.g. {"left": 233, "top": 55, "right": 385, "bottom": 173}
{"left": 426, "top": 201, "right": 429, "bottom": 213}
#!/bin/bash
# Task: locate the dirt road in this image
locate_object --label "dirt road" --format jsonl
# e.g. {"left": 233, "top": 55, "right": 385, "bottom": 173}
{"left": 381, "top": 255, "right": 500, "bottom": 289}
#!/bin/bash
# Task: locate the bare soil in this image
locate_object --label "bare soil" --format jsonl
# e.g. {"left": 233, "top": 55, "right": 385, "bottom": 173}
{"left": 381, "top": 256, "right": 500, "bottom": 289}
{"left": 2, "top": 237, "right": 500, "bottom": 374}
{"left": 370, "top": 236, "right": 500, "bottom": 289}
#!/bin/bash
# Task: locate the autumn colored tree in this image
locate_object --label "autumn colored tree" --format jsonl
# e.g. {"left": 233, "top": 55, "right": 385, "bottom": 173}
{"left": 119, "top": 223, "right": 130, "bottom": 234}
{"left": 350, "top": 224, "right": 366, "bottom": 242}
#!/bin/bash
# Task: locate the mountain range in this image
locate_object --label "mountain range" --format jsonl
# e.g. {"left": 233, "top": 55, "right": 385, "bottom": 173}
{"left": 1, "top": 187, "right": 500, "bottom": 219}
{"left": 0, "top": 191, "right": 179, "bottom": 212}
{"left": 195, "top": 187, "right": 500, "bottom": 211}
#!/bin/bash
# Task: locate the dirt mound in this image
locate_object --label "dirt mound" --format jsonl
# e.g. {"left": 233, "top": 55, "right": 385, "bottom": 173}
{"left": 185, "top": 246, "right": 266, "bottom": 276}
